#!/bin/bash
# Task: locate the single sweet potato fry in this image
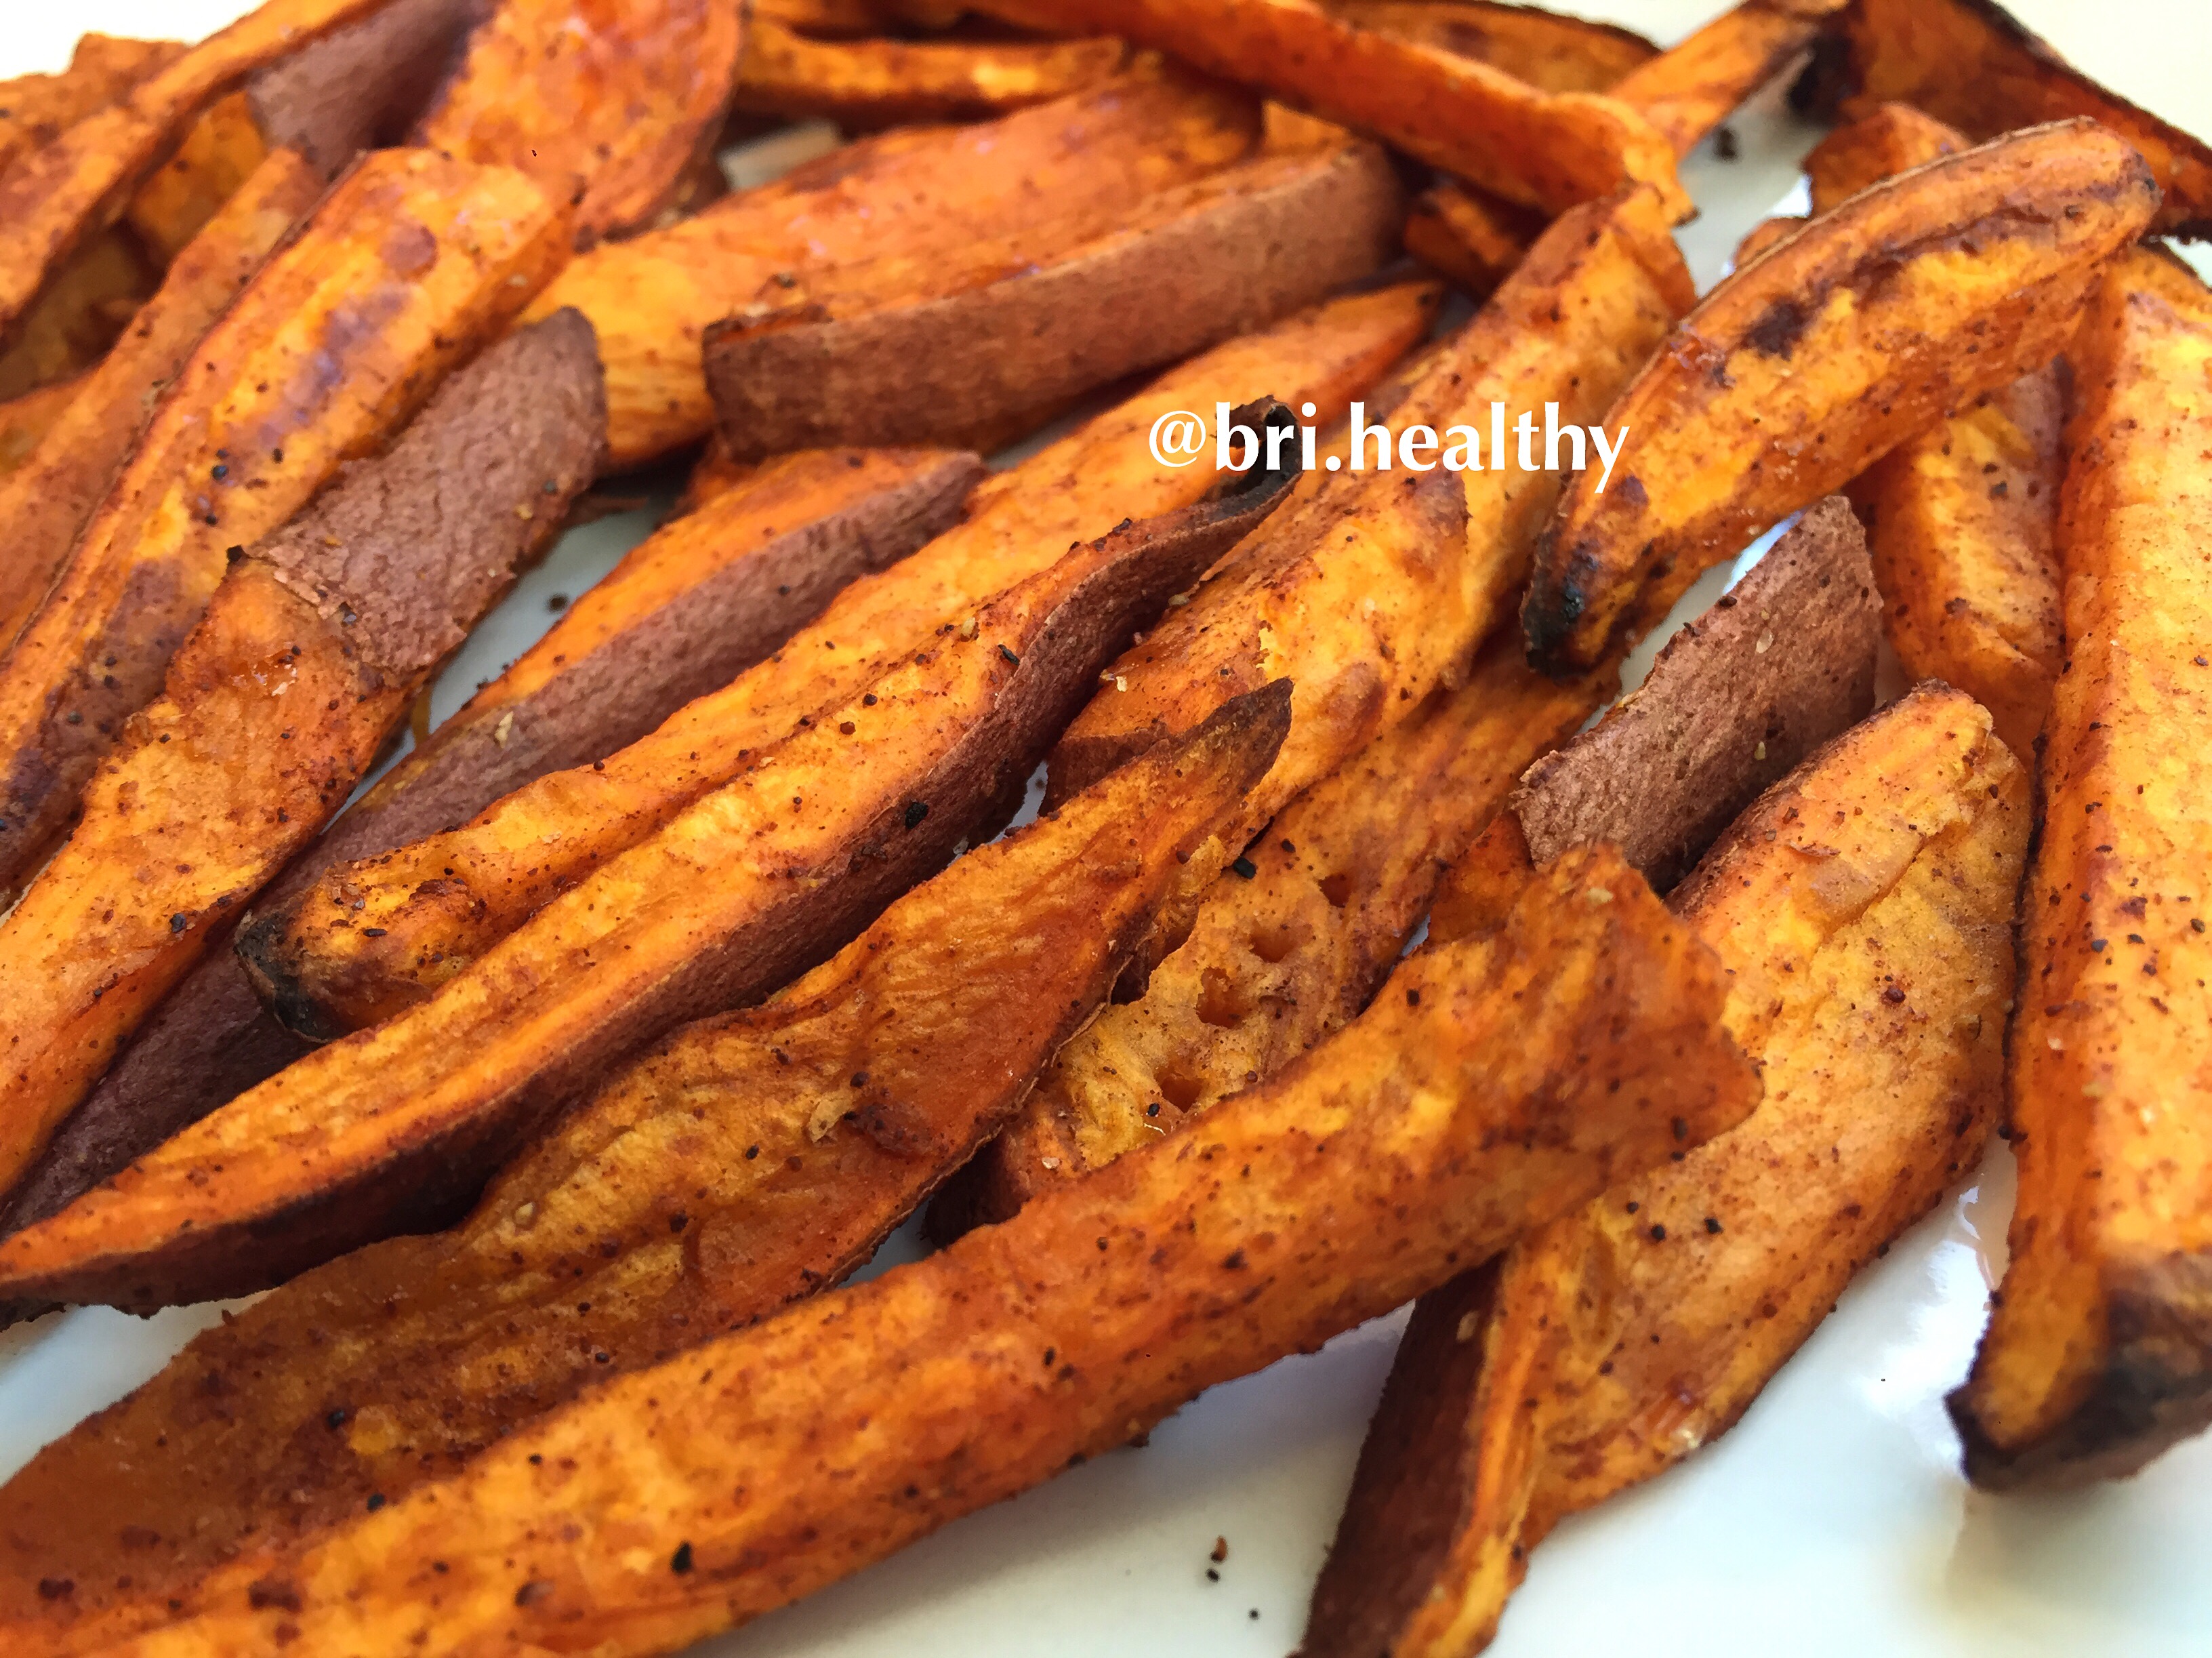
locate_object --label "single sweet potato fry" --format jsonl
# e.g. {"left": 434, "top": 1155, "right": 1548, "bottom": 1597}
{"left": 238, "top": 285, "right": 1433, "bottom": 1036}
{"left": 0, "top": 377, "right": 83, "bottom": 481}
{"left": 0, "top": 0, "right": 394, "bottom": 353}
{"left": 0, "top": 685, "right": 1286, "bottom": 1651}
{"left": 245, "top": 0, "right": 481, "bottom": 171}
{"left": 1950, "top": 251, "right": 2212, "bottom": 1489}
{"left": 0, "top": 34, "right": 182, "bottom": 180}
{"left": 1402, "top": 182, "right": 1544, "bottom": 298}
{"left": 1011, "top": 0, "right": 1686, "bottom": 218}
{"left": 1831, "top": 0, "right": 2212, "bottom": 238}
{"left": 87, "top": 842, "right": 1756, "bottom": 1658}
{"left": 0, "top": 148, "right": 326, "bottom": 658}
{"left": 0, "top": 312, "right": 605, "bottom": 1208}
{"left": 413, "top": 0, "right": 743, "bottom": 248}
{"left": 945, "top": 636, "right": 1613, "bottom": 1229}
{"left": 0, "top": 226, "right": 155, "bottom": 403}
{"left": 704, "top": 142, "right": 1403, "bottom": 459}
{"left": 1512, "top": 496, "right": 1879, "bottom": 892}
{"left": 1609, "top": 0, "right": 1843, "bottom": 158}
{"left": 0, "top": 148, "right": 570, "bottom": 901}
{"left": 1050, "top": 188, "right": 1690, "bottom": 963}
{"left": 1521, "top": 119, "right": 2157, "bottom": 674}
{"left": 1801, "top": 104, "right": 2064, "bottom": 762}
{"left": 1307, "top": 687, "right": 2026, "bottom": 1658}
{"left": 1332, "top": 2, "right": 1655, "bottom": 95}
{"left": 0, "top": 438, "right": 1305, "bottom": 1311}
{"left": 0, "top": 447, "right": 977, "bottom": 1242}
{"left": 123, "top": 91, "right": 271, "bottom": 266}
{"left": 731, "top": 19, "right": 1128, "bottom": 126}
{"left": 519, "top": 67, "right": 1263, "bottom": 468}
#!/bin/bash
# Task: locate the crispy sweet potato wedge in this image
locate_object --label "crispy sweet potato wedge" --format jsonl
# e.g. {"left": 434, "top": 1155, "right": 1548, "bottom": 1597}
{"left": 0, "top": 148, "right": 326, "bottom": 658}
{"left": 239, "top": 286, "right": 1433, "bottom": 1036}
{"left": 245, "top": 0, "right": 481, "bottom": 171}
{"left": 1402, "top": 183, "right": 1544, "bottom": 299}
{"left": 0, "top": 36, "right": 182, "bottom": 179}
{"left": 1521, "top": 120, "right": 2157, "bottom": 674}
{"left": 0, "top": 313, "right": 605, "bottom": 1209}
{"left": 1050, "top": 189, "right": 1690, "bottom": 961}
{"left": 0, "top": 686, "right": 1286, "bottom": 1651}
{"left": 0, "top": 0, "right": 393, "bottom": 353}
{"left": 1332, "top": 2, "right": 1654, "bottom": 95}
{"left": 947, "top": 637, "right": 1613, "bottom": 1228}
{"left": 0, "top": 148, "right": 569, "bottom": 901}
{"left": 1950, "top": 252, "right": 2212, "bottom": 1489}
{"left": 1010, "top": 0, "right": 1686, "bottom": 218}
{"left": 1831, "top": 0, "right": 2212, "bottom": 239}
{"left": 86, "top": 842, "right": 1756, "bottom": 1658}
{"left": 704, "top": 142, "right": 1402, "bottom": 459}
{"left": 1306, "top": 686, "right": 2026, "bottom": 1657}
{"left": 519, "top": 68, "right": 1261, "bottom": 469}
{"left": 731, "top": 18, "right": 1128, "bottom": 126}
{"left": 1513, "top": 496, "right": 1879, "bottom": 892}
{"left": 0, "top": 439, "right": 1305, "bottom": 1311}
{"left": 0, "top": 227, "right": 155, "bottom": 403}
{"left": 123, "top": 92, "right": 271, "bottom": 266}
{"left": 0, "top": 447, "right": 976, "bottom": 1242}
{"left": 0, "top": 378, "right": 84, "bottom": 481}
{"left": 1609, "top": 0, "right": 1843, "bottom": 158}
{"left": 413, "top": 0, "right": 745, "bottom": 248}
{"left": 1805, "top": 98, "right": 1963, "bottom": 209}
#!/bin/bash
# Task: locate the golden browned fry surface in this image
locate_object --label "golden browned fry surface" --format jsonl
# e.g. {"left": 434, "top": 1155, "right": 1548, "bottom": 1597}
{"left": 0, "top": 148, "right": 325, "bottom": 660}
{"left": 1305, "top": 685, "right": 2028, "bottom": 1657}
{"left": 1052, "top": 188, "right": 1690, "bottom": 959}
{"left": 1803, "top": 100, "right": 1965, "bottom": 211}
{"left": 521, "top": 66, "right": 1263, "bottom": 468}
{"left": 731, "top": 19, "right": 1128, "bottom": 126}
{"left": 91, "top": 843, "right": 1757, "bottom": 1658}
{"left": 1520, "top": 120, "right": 2156, "bottom": 674}
{"left": 413, "top": 0, "right": 745, "bottom": 247}
{"left": 0, "top": 314, "right": 604, "bottom": 1215}
{"left": 121, "top": 89, "right": 272, "bottom": 265}
{"left": 1609, "top": 0, "right": 1842, "bottom": 159}
{"left": 1010, "top": 0, "right": 1686, "bottom": 218}
{"left": 0, "top": 448, "right": 976, "bottom": 1244}
{"left": 239, "top": 285, "right": 1432, "bottom": 1038}
{"left": 0, "top": 378, "right": 84, "bottom": 481}
{"left": 0, "top": 453, "right": 1304, "bottom": 1311}
{"left": 0, "top": 687, "right": 1286, "bottom": 1653}
{"left": 0, "top": 148, "right": 570, "bottom": 901}
{"left": 1835, "top": 0, "right": 2212, "bottom": 238}
{"left": 0, "top": 227, "right": 155, "bottom": 403}
{"left": 0, "top": 0, "right": 391, "bottom": 353}
{"left": 703, "top": 142, "right": 1403, "bottom": 459}
{"left": 1402, "top": 181, "right": 1544, "bottom": 300}
{"left": 1330, "top": 1, "right": 1655, "bottom": 94}
{"left": 1952, "top": 251, "right": 2212, "bottom": 1489}
{"left": 953, "top": 637, "right": 1612, "bottom": 1227}
{"left": 0, "top": 34, "right": 182, "bottom": 180}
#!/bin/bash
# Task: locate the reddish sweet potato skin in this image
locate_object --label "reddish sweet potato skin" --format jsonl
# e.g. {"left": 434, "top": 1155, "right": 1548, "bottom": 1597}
{"left": 0, "top": 448, "right": 979, "bottom": 1238}
{"left": 248, "top": 0, "right": 482, "bottom": 173}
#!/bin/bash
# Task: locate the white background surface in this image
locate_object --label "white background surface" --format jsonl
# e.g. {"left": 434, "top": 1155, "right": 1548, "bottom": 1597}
{"left": 3, "top": 5, "right": 2211, "bottom": 1656}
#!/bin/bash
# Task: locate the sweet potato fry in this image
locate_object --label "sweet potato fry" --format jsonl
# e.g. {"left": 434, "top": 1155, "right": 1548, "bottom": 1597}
{"left": 0, "top": 313, "right": 605, "bottom": 1209}
{"left": 1306, "top": 686, "right": 2026, "bottom": 1657}
{"left": 0, "top": 378, "right": 83, "bottom": 480}
{"left": 0, "top": 685, "right": 1285, "bottom": 1651}
{"left": 1010, "top": 0, "right": 1686, "bottom": 218}
{"left": 1608, "top": 0, "right": 1843, "bottom": 159}
{"left": 0, "top": 148, "right": 326, "bottom": 659}
{"left": 0, "top": 33, "right": 182, "bottom": 180}
{"left": 1832, "top": 0, "right": 2212, "bottom": 238}
{"left": 1950, "top": 251, "right": 2212, "bottom": 1489}
{"left": 0, "top": 437, "right": 1305, "bottom": 1311}
{"left": 83, "top": 842, "right": 1756, "bottom": 1658}
{"left": 1800, "top": 105, "right": 2065, "bottom": 762}
{"left": 122, "top": 91, "right": 271, "bottom": 266}
{"left": 703, "top": 142, "right": 1401, "bottom": 459}
{"left": 1050, "top": 188, "right": 1690, "bottom": 961}
{"left": 0, "top": 227, "right": 154, "bottom": 402}
{"left": 945, "top": 637, "right": 1613, "bottom": 1228}
{"left": 0, "top": 148, "right": 570, "bottom": 901}
{"left": 1402, "top": 183, "right": 1544, "bottom": 298}
{"left": 238, "top": 285, "right": 1433, "bottom": 1037}
{"left": 245, "top": 0, "right": 480, "bottom": 171}
{"left": 0, "top": 447, "right": 977, "bottom": 1242}
{"left": 1513, "top": 496, "right": 1879, "bottom": 892}
{"left": 0, "top": 0, "right": 393, "bottom": 353}
{"left": 412, "top": 0, "right": 745, "bottom": 247}
{"left": 731, "top": 18, "right": 1128, "bottom": 126}
{"left": 1332, "top": 3, "right": 1654, "bottom": 95}
{"left": 1521, "top": 120, "right": 2157, "bottom": 674}
{"left": 520, "top": 67, "right": 1262, "bottom": 468}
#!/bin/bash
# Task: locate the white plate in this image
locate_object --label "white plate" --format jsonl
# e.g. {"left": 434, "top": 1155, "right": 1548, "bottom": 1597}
{"left": 3, "top": 5, "right": 2210, "bottom": 1656}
